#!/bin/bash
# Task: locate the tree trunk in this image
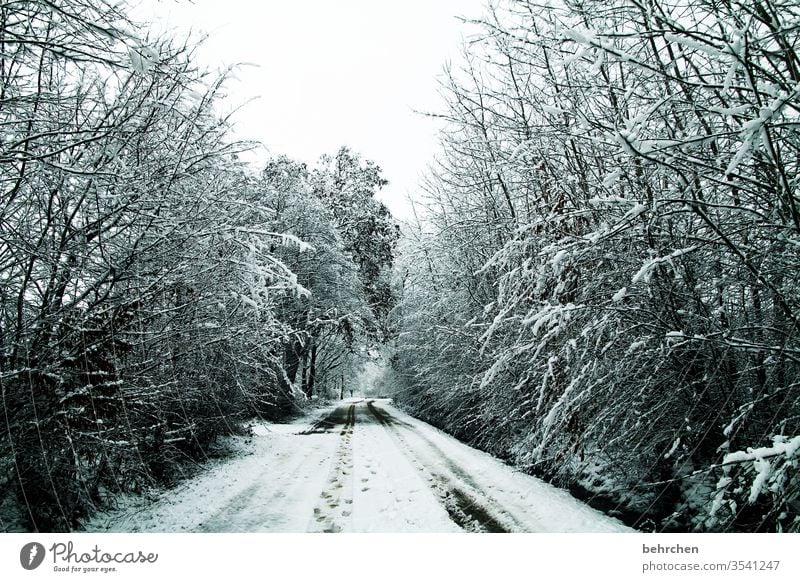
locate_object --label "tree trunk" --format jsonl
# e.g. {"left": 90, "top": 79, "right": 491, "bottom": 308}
{"left": 308, "top": 339, "right": 317, "bottom": 398}
{"left": 301, "top": 352, "right": 309, "bottom": 397}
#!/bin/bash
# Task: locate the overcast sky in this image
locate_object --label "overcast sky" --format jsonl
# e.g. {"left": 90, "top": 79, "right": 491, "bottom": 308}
{"left": 136, "top": 0, "right": 487, "bottom": 219}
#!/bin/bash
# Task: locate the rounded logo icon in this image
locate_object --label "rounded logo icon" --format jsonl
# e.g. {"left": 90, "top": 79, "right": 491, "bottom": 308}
{"left": 20, "top": 542, "right": 46, "bottom": 570}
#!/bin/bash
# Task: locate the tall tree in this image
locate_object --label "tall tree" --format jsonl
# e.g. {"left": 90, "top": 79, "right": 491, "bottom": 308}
{"left": 312, "top": 147, "right": 400, "bottom": 336}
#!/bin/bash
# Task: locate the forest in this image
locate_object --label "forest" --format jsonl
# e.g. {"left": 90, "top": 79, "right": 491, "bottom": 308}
{"left": 0, "top": 0, "right": 397, "bottom": 531}
{"left": 393, "top": 0, "right": 800, "bottom": 532}
{"left": 1, "top": 0, "right": 798, "bottom": 534}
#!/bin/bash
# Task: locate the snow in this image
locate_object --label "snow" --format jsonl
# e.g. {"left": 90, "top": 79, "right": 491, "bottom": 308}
{"left": 551, "top": 249, "right": 568, "bottom": 273}
{"left": 562, "top": 28, "right": 597, "bottom": 46}
{"left": 385, "top": 403, "right": 628, "bottom": 533}
{"left": 749, "top": 458, "right": 772, "bottom": 503}
{"left": 723, "top": 60, "right": 739, "bottom": 93}
{"left": 626, "top": 203, "right": 648, "bottom": 219}
{"left": 628, "top": 339, "right": 648, "bottom": 352}
{"left": 239, "top": 293, "right": 259, "bottom": 311}
{"left": 541, "top": 104, "right": 569, "bottom": 116}
{"left": 710, "top": 434, "right": 800, "bottom": 516}
{"left": 664, "top": 437, "right": 681, "bottom": 459}
{"left": 664, "top": 33, "right": 723, "bottom": 57}
{"left": 615, "top": 131, "right": 637, "bottom": 156}
{"left": 588, "top": 195, "right": 632, "bottom": 206}
{"left": 127, "top": 46, "right": 156, "bottom": 73}
{"left": 611, "top": 287, "right": 627, "bottom": 302}
{"left": 508, "top": 140, "right": 529, "bottom": 162}
{"left": 590, "top": 50, "right": 604, "bottom": 74}
{"left": 723, "top": 402, "right": 754, "bottom": 437}
{"left": 82, "top": 400, "right": 631, "bottom": 533}
{"left": 279, "top": 232, "right": 313, "bottom": 253}
{"left": 601, "top": 169, "right": 622, "bottom": 188}
{"left": 631, "top": 246, "right": 697, "bottom": 284}
{"left": 722, "top": 434, "right": 800, "bottom": 465}
{"left": 710, "top": 104, "right": 751, "bottom": 116}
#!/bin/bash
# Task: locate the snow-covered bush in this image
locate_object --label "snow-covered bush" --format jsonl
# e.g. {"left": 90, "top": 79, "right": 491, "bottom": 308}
{"left": 395, "top": 0, "right": 800, "bottom": 532}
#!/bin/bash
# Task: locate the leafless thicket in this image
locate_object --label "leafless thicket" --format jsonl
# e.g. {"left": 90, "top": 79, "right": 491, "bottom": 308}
{"left": 0, "top": 1, "right": 395, "bottom": 531}
{"left": 394, "top": 0, "right": 800, "bottom": 532}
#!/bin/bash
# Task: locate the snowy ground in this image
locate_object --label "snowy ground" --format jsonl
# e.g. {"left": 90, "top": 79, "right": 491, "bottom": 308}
{"left": 83, "top": 399, "right": 631, "bottom": 533}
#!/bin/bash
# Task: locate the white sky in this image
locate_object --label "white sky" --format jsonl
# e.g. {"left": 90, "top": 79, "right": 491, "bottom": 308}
{"left": 135, "top": 0, "right": 487, "bottom": 219}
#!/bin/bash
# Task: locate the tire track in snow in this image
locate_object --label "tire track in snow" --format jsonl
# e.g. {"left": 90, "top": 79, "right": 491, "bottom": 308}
{"left": 301, "top": 403, "right": 352, "bottom": 435}
{"left": 197, "top": 442, "right": 312, "bottom": 532}
{"left": 309, "top": 403, "right": 356, "bottom": 532}
{"left": 366, "top": 400, "right": 521, "bottom": 533}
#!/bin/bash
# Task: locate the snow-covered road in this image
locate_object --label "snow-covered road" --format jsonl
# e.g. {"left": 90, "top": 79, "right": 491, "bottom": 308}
{"left": 85, "top": 399, "right": 631, "bottom": 533}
